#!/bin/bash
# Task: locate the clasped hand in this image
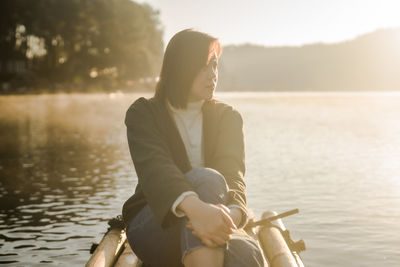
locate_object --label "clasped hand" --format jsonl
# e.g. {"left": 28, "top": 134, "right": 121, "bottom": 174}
{"left": 185, "top": 202, "right": 237, "bottom": 248}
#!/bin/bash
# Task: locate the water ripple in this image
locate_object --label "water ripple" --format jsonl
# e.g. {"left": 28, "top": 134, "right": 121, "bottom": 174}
{"left": 1, "top": 93, "right": 400, "bottom": 266}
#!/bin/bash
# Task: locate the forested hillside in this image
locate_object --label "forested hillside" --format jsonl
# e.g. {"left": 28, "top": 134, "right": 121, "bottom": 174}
{"left": 219, "top": 28, "right": 400, "bottom": 91}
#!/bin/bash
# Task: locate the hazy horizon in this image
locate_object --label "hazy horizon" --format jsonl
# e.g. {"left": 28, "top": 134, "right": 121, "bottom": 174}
{"left": 137, "top": 0, "right": 400, "bottom": 47}
{"left": 221, "top": 26, "right": 400, "bottom": 48}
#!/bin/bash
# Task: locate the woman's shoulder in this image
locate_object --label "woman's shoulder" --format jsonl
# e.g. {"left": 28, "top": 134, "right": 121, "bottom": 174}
{"left": 127, "top": 96, "right": 158, "bottom": 111}
{"left": 125, "top": 96, "right": 161, "bottom": 124}
{"left": 206, "top": 98, "right": 242, "bottom": 118}
{"left": 126, "top": 96, "right": 165, "bottom": 116}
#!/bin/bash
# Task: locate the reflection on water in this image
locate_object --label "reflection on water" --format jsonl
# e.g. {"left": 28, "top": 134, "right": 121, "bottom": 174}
{"left": 0, "top": 92, "right": 400, "bottom": 266}
{"left": 0, "top": 94, "right": 141, "bottom": 265}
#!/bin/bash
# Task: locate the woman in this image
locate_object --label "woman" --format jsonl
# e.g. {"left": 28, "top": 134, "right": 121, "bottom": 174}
{"left": 123, "top": 29, "right": 265, "bottom": 267}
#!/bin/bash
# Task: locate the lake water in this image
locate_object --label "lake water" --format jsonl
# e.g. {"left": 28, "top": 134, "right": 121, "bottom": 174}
{"left": 0, "top": 92, "right": 399, "bottom": 266}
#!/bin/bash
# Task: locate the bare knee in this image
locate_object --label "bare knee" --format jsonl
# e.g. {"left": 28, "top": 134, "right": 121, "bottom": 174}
{"left": 183, "top": 246, "right": 224, "bottom": 267}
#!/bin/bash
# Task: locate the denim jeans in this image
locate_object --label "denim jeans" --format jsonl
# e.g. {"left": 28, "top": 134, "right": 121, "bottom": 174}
{"left": 126, "top": 168, "right": 265, "bottom": 267}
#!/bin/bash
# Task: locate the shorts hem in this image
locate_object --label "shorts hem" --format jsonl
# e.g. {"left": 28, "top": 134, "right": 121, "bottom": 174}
{"left": 181, "top": 245, "right": 225, "bottom": 264}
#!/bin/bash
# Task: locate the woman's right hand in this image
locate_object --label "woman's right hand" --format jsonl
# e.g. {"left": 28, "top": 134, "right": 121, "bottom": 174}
{"left": 178, "top": 195, "right": 237, "bottom": 247}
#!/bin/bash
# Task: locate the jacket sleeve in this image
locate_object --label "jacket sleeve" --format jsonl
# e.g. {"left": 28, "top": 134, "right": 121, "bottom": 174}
{"left": 211, "top": 108, "right": 248, "bottom": 227}
{"left": 125, "top": 98, "right": 193, "bottom": 228}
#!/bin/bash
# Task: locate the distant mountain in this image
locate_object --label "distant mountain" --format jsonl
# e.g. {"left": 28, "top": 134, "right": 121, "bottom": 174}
{"left": 218, "top": 28, "right": 400, "bottom": 91}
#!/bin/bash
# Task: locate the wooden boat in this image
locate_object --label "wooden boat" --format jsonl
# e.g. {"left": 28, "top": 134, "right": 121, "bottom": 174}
{"left": 86, "top": 210, "right": 305, "bottom": 267}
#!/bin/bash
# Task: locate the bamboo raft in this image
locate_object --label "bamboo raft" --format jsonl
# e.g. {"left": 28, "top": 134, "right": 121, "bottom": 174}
{"left": 86, "top": 210, "right": 305, "bottom": 267}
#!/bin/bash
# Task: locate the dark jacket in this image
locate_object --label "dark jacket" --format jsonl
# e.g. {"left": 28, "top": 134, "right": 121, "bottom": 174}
{"left": 122, "top": 96, "right": 247, "bottom": 229}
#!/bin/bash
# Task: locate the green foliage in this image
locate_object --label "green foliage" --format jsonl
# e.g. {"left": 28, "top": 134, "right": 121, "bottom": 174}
{"left": 0, "top": 0, "right": 164, "bottom": 92}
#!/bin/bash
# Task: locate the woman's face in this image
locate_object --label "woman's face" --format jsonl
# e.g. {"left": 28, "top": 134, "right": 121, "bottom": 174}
{"left": 188, "top": 51, "right": 218, "bottom": 102}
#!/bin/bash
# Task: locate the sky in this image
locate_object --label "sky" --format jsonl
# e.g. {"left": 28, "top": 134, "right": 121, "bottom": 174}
{"left": 136, "top": 0, "right": 400, "bottom": 47}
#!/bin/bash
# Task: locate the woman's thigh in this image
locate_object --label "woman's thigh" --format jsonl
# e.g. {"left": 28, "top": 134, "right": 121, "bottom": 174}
{"left": 127, "top": 168, "right": 227, "bottom": 266}
{"left": 127, "top": 168, "right": 262, "bottom": 267}
{"left": 224, "top": 232, "right": 266, "bottom": 267}
{"left": 126, "top": 205, "right": 184, "bottom": 267}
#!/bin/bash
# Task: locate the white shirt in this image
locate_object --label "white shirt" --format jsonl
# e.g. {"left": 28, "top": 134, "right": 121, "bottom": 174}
{"left": 167, "top": 100, "right": 205, "bottom": 168}
{"left": 167, "top": 100, "right": 243, "bottom": 222}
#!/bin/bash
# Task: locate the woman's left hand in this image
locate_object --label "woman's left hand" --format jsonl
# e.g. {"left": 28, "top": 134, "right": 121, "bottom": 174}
{"left": 187, "top": 204, "right": 242, "bottom": 230}
{"left": 217, "top": 204, "right": 242, "bottom": 228}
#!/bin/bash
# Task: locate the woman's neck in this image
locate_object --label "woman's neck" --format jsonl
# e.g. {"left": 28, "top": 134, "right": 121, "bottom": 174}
{"left": 167, "top": 99, "right": 204, "bottom": 111}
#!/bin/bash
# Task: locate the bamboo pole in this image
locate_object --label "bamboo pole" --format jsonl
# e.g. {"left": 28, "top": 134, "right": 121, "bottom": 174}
{"left": 257, "top": 211, "right": 299, "bottom": 267}
{"left": 86, "top": 229, "right": 127, "bottom": 267}
{"left": 114, "top": 242, "right": 139, "bottom": 267}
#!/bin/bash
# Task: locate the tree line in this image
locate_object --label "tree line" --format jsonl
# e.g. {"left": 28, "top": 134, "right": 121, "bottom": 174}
{"left": 0, "top": 0, "right": 164, "bottom": 93}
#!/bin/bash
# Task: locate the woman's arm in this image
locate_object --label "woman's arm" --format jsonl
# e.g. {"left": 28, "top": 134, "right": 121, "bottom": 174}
{"left": 125, "top": 97, "right": 194, "bottom": 228}
{"left": 211, "top": 108, "right": 248, "bottom": 227}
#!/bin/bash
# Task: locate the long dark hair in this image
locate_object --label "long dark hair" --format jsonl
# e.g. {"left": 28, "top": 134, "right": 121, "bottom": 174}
{"left": 154, "top": 29, "right": 222, "bottom": 109}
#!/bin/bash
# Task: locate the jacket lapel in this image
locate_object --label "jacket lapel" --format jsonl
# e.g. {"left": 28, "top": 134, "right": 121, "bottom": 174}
{"left": 154, "top": 97, "right": 218, "bottom": 172}
{"left": 155, "top": 98, "right": 192, "bottom": 173}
